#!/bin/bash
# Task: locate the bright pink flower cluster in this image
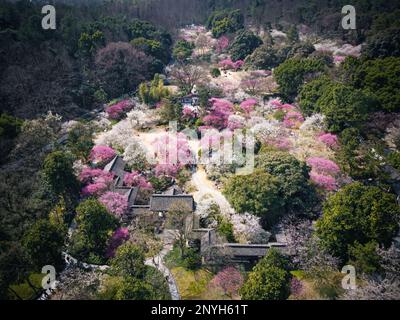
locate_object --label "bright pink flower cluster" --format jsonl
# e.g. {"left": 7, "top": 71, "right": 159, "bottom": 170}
{"left": 182, "top": 106, "right": 198, "bottom": 119}
{"left": 307, "top": 157, "right": 340, "bottom": 175}
{"left": 123, "top": 171, "right": 153, "bottom": 189}
{"left": 78, "top": 168, "right": 113, "bottom": 184}
{"left": 99, "top": 191, "right": 129, "bottom": 218}
{"left": 106, "top": 227, "right": 130, "bottom": 258}
{"left": 80, "top": 168, "right": 114, "bottom": 197}
{"left": 318, "top": 133, "right": 338, "bottom": 148}
{"left": 216, "top": 36, "right": 229, "bottom": 53}
{"left": 240, "top": 99, "right": 258, "bottom": 113}
{"left": 270, "top": 100, "right": 295, "bottom": 111}
{"left": 203, "top": 98, "right": 234, "bottom": 130}
{"left": 219, "top": 58, "right": 244, "bottom": 70}
{"left": 283, "top": 111, "right": 304, "bottom": 128}
{"left": 89, "top": 145, "right": 116, "bottom": 165}
{"left": 307, "top": 156, "right": 340, "bottom": 191}
{"left": 309, "top": 171, "right": 337, "bottom": 191}
{"left": 106, "top": 100, "right": 134, "bottom": 120}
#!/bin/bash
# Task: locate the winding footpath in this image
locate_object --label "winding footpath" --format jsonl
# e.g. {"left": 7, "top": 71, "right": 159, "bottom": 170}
{"left": 145, "top": 230, "right": 181, "bottom": 300}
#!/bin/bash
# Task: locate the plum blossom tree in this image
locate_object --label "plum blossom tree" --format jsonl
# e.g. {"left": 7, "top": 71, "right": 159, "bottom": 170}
{"left": 80, "top": 170, "right": 114, "bottom": 197}
{"left": 318, "top": 133, "right": 338, "bottom": 148}
{"left": 152, "top": 133, "right": 193, "bottom": 166}
{"left": 209, "top": 266, "right": 244, "bottom": 298}
{"left": 219, "top": 58, "right": 244, "bottom": 71}
{"left": 89, "top": 145, "right": 116, "bottom": 166}
{"left": 230, "top": 212, "right": 271, "bottom": 243}
{"left": 182, "top": 106, "right": 198, "bottom": 119}
{"left": 154, "top": 163, "right": 182, "bottom": 178}
{"left": 306, "top": 157, "right": 340, "bottom": 175}
{"left": 99, "top": 192, "right": 129, "bottom": 218}
{"left": 300, "top": 113, "right": 327, "bottom": 132}
{"left": 227, "top": 115, "right": 246, "bottom": 131}
{"left": 216, "top": 36, "right": 229, "bottom": 53}
{"left": 106, "top": 227, "right": 130, "bottom": 259}
{"left": 106, "top": 100, "right": 134, "bottom": 120}
{"left": 283, "top": 111, "right": 304, "bottom": 128}
{"left": 123, "top": 171, "right": 153, "bottom": 189}
{"left": 203, "top": 98, "right": 234, "bottom": 130}
{"left": 78, "top": 167, "right": 114, "bottom": 184}
{"left": 240, "top": 99, "right": 258, "bottom": 114}
{"left": 309, "top": 172, "right": 337, "bottom": 191}
{"left": 341, "top": 245, "right": 400, "bottom": 300}
{"left": 123, "top": 140, "right": 149, "bottom": 171}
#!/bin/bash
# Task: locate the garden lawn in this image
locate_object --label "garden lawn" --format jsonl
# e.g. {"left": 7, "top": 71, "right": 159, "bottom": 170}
{"left": 9, "top": 273, "right": 44, "bottom": 300}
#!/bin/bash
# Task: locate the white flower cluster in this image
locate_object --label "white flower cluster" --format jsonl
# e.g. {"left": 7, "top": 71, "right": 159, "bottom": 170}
{"left": 300, "top": 113, "right": 326, "bottom": 132}
{"left": 230, "top": 212, "right": 271, "bottom": 244}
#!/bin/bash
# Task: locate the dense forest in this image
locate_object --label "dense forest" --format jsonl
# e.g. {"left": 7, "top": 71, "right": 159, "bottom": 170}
{"left": 1, "top": 0, "right": 400, "bottom": 301}
{"left": 1, "top": 0, "right": 399, "bottom": 120}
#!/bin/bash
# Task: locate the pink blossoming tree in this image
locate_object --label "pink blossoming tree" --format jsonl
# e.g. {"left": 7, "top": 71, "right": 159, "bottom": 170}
{"left": 318, "top": 133, "right": 339, "bottom": 148}
{"left": 123, "top": 171, "right": 153, "bottom": 189}
{"left": 240, "top": 99, "right": 258, "bottom": 114}
{"left": 283, "top": 111, "right": 304, "bottom": 128}
{"left": 306, "top": 157, "right": 340, "bottom": 175}
{"left": 216, "top": 36, "right": 229, "bottom": 53}
{"left": 203, "top": 98, "right": 234, "bottom": 130}
{"left": 209, "top": 266, "right": 244, "bottom": 298}
{"left": 106, "top": 100, "right": 134, "bottom": 120}
{"left": 309, "top": 172, "right": 337, "bottom": 191}
{"left": 106, "top": 227, "right": 130, "bottom": 258}
{"left": 99, "top": 192, "right": 129, "bottom": 218}
{"left": 89, "top": 145, "right": 116, "bottom": 166}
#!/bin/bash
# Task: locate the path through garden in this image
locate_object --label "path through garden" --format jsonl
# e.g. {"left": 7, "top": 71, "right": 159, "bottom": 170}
{"left": 145, "top": 230, "right": 181, "bottom": 300}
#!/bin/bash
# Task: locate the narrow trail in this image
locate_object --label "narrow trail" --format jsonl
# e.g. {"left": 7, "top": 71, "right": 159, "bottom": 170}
{"left": 145, "top": 230, "right": 180, "bottom": 300}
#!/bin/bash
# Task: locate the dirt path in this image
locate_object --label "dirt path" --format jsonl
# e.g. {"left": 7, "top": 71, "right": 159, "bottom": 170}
{"left": 190, "top": 166, "right": 234, "bottom": 215}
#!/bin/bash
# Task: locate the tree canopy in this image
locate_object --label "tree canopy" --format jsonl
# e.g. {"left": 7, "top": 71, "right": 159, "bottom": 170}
{"left": 316, "top": 182, "right": 400, "bottom": 261}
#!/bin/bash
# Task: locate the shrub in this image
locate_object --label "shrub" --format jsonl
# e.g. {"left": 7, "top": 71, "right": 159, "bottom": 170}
{"left": 240, "top": 249, "right": 291, "bottom": 300}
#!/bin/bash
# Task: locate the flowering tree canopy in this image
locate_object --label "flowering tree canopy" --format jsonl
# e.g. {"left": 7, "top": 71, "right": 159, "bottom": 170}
{"left": 240, "top": 99, "right": 258, "bottom": 113}
{"left": 230, "top": 212, "right": 271, "bottom": 243}
{"left": 309, "top": 171, "right": 337, "bottom": 191}
{"left": 80, "top": 168, "right": 114, "bottom": 197}
{"left": 106, "top": 100, "right": 134, "bottom": 120}
{"left": 227, "top": 114, "right": 246, "bottom": 131}
{"left": 99, "top": 192, "right": 129, "bottom": 218}
{"left": 216, "top": 36, "right": 229, "bottom": 53}
{"left": 89, "top": 145, "right": 116, "bottom": 165}
{"left": 306, "top": 157, "right": 340, "bottom": 175}
{"left": 209, "top": 266, "right": 244, "bottom": 297}
{"left": 318, "top": 133, "right": 338, "bottom": 148}
{"left": 154, "top": 163, "right": 182, "bottom": 178}
{"left": 106, "top": 227, "right": 130, "bottom": 258}
{"left": 219, "top": 58, "right": 244, "bottom": 70}
{"left": 203, "top": 98, "right": 234, "bottom": 130}
{"left": 182, "top": 106, "right": 198, "bottom": 119}
{"left": 283, "top": 111, "right": 304, "bottom": 128}
{"left": 123, "top": 171, "right": 153, "bottom": 189}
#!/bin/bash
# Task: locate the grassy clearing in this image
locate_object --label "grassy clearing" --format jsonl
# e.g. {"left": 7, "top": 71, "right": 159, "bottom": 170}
{"left": 9, "top": 273, "right": 44, "bottom": 300}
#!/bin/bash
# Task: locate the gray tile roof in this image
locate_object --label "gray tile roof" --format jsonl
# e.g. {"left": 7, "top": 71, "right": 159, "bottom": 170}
{"left": 104, "top": 155, "right": 126, "bottom": 179}
{"left": 149, "top": 195, "right": 194, "bottom": 212}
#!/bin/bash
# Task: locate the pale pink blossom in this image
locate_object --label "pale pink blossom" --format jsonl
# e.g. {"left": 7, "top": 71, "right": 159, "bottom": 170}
{"left": 99, "top": 191, "right": 129, "bottom": 218}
